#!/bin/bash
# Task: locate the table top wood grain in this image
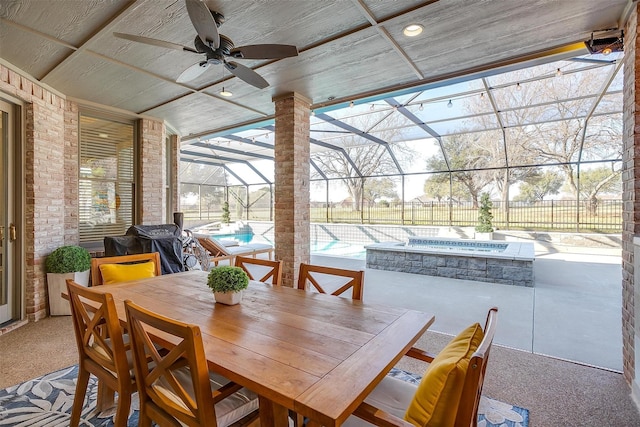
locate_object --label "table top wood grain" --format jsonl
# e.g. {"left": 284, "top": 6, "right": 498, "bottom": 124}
{"left": 86, "top": 270, "right": 435, "bottom": 427}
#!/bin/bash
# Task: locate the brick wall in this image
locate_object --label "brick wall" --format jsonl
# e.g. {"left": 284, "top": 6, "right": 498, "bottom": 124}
{"left": 1, "top": 64, "right": 170, "bottom": 321}
{"left": 138, "top": 118, "right": 166, "bottom": 224}
{"left": 622, "top": 4, "right": 638, "bottom": 386}
{"left": 1, "top": 65, "right": 69, "bottom": 320}
{"left": 274, "top": 93, "right": 311, "bottom": 286}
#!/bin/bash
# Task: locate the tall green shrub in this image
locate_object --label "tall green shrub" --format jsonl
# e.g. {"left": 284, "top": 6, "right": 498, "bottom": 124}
{"left": 222, "top": 201, "right": 231, "bottom": 224}
{"left": 475, "top": 193, "right": 494, "bottom": 233}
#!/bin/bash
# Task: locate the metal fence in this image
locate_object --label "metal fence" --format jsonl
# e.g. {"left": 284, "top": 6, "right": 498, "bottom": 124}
{"left": 180, "top": 187, "right": 622, "bottom": 233}
{"left": 308, "top": 199, "right": 622, "bottom": 233}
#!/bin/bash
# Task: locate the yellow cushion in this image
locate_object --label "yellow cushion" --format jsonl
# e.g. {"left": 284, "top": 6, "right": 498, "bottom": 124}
{"left": 99, "top": 261, "right": 157, "bottom": 285}
{"left": 403, "top": 322, "right": 484, "bottom": 427}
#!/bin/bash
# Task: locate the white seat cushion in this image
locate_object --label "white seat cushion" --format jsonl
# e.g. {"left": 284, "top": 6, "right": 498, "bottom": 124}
{"left": 153, "top": 367, "right": 258, "bottom": 427}
{"left": 227, "top": 243, "right": 273, "bottom": 254}
{"left": 341, "top": 376, "right": 417, "bottom": 427}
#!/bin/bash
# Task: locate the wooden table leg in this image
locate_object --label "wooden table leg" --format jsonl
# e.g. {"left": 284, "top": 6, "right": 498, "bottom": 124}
{"left": 258, "top": 395, "right": 290, "bottom": 427}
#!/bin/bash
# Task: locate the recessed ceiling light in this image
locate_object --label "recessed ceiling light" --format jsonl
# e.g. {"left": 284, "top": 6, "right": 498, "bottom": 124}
{"left": 220, "top": 87, "right": 233, "bottom": 97}
{"left": 403, "top": 24, "right": 423, "bottom": 37}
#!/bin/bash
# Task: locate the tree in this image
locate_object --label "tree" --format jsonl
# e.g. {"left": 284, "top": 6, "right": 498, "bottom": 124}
{"left": 515, "top": 170, "right": 564, "bottom": 203}
{"left": 484, "top": 67, "right": 622, "bottom": 198}
{"left": 423, "top": 176, "right": 468, "bottom": 203}
{"left": 574, "top": 166, "right": 622, "bottom": 215}
{"left": 363, "top": 178, "right": 398, "bottom": 203}
{"left": 310, "top": 113, "right": 415, "bottom": 211}
{"left": 425, "top": 134, "right": 493, "bottom": 207}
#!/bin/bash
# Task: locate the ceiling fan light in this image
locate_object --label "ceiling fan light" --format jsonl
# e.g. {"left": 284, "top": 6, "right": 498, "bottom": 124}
{"left": 220, "top": 87, "right": 233, "bottom": 97}
{"left": 403, "top": 24, "right": 423, "bottom": 37}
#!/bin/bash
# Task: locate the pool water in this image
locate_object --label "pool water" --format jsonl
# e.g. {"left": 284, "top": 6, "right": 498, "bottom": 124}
{"left": 212, "top": 233, "right": 366, "bottom": 259}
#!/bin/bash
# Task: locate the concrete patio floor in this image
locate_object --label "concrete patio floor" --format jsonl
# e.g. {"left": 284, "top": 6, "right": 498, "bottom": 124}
{"left": 311, "top": 246, "right": 623, "bottom": 372}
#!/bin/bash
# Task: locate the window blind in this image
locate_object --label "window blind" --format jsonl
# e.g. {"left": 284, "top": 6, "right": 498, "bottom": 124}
{"left": 79, "top": 115, "right": 135, "bottom": 243}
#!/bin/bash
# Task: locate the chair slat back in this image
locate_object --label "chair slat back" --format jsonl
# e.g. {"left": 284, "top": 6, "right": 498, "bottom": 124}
{"left": 234, "top": 256, "right": 283, "bottom": 285}
{"left": 455, "top": 307, "right": 498, "bottom": 427}
{"left": 297, "top": 263, "right": 364, "bottom": 300}
{"left": 91, "top": 252, "right": 162, "bottom": 286}
{"left": 125, "top": 299, "right": 217, "bottom": 426}
{"left": 197, "top": 237, "right": 228, "bottom": 257}
{"left": 66, "top": 279, "right": 130, "bottom": 383}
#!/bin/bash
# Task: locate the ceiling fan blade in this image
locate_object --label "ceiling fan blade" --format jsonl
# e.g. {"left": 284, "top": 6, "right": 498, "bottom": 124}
{"left": 185, "top": 0, "right": 219, "bottom": 49}
{"left": 229, "top": 44, "right": 299, "bottom": 60}
{"left": 114, "top": 32, "right": 199, "bottom": 53}
{"left": 177, "top": 61, "right": 211, "bottom": 83}
{"left": 224, "top": 61, "right": 269, "bottom": 89}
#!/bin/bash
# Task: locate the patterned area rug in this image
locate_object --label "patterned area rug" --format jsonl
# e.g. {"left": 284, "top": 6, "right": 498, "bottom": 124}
{"left": 0, "top": 365, "right": 528, "bottom": 426}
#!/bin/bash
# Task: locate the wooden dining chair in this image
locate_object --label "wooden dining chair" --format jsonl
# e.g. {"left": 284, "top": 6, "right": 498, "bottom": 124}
{"left": 66, "top": 279, "right": 135, "bottom": 427}
{"left": 297, "top": 263, "right": 365, "bottom": 300}
{"left": 234, "top": 255, "right": 283, "bottom": 285}
{"left": 124, "top": 299, "right": 260, "bottom": 427}
{"left": 91, "top": 252, "right": 161, "bottom": 286}
{"left": 344, "top": 307, "right": 499, "bottom": 427}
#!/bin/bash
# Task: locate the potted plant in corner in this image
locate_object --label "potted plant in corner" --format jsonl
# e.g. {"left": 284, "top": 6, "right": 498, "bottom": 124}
{"left": 45, "top": 245, "right": 91, "bottom": 315}
{"left": 475, "top": 193, "right": 494, "bottom": 240}
{"left": 207, "top": 265, "right": 249, "bottom": 305}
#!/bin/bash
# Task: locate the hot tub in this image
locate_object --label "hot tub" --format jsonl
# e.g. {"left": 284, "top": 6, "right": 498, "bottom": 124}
{"left": 365, "top": 237, "right": 535, "bottom": 287}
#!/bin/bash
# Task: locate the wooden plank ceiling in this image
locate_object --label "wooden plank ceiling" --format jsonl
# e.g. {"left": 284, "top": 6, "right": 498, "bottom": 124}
{"left": 0, "top": 0, "right": 630, "bottom": 144}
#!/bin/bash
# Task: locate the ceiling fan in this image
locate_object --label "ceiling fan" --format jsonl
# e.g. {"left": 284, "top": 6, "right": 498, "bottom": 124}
{"left": 114, "top": 0, "right": 298, "bottom": 89}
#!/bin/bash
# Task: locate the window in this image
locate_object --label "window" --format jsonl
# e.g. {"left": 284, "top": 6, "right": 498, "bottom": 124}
{"left": 79, "top": 115, "right": 135, "bottom": 243}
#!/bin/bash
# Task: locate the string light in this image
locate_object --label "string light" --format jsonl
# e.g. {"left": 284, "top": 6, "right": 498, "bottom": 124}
{"left": 447, "top": 99, "right": 453, "bottom": 108}
{"left": 349, "top": 101, "right": 355, "bottom": 108}
{"left": 556, "top": 68, "right": 563, "bottom": 77}
{"left": 480, "top": 93, "right": 485, "bottom": 99}
{"left": 370, "top": 104, "right": 375, "bottom": 111}
{"left": 516, "top": 83, "right": 522, "bottom": 91}
{"left": 419, "top": 103, "right": 424, "bottom": 111}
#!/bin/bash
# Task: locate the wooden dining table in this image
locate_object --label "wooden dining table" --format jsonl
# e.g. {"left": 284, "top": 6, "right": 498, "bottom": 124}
{"left": 85, "top": 270, "right": 435, "bottom": 427}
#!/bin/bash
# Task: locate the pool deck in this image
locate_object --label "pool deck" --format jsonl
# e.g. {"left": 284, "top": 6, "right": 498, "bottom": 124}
{"left": 311, "top": 244, "right": 622, "bottom": 372}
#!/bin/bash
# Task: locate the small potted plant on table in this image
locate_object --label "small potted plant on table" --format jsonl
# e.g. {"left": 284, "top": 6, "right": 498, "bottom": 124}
{"left": 45, "top": 245, "right": 91, "bottom": 315}
{"left": 207, "top": 265, "right": 249, "bottom": 305}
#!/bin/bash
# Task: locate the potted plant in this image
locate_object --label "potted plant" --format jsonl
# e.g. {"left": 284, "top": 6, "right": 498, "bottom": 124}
{"left": 475, "top": 193, "right": 494, "bottom": 240}
{"left": 207, "top": 265, "right": 249, "bottom": 305}
{"left": 45, "top": 245, "right": 91, "bottom": 315}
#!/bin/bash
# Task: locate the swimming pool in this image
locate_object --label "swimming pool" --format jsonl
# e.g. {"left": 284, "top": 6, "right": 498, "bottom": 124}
{"left": 211, "top": 233, "right": 366, "bottom": 258}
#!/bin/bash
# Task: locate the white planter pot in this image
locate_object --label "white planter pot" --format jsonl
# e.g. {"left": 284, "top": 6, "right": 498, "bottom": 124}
{"left": 475, "top": 232, "right": 493, "bottom": 240}
{"left": 46, "top": 270, "right": 90, "bottom": 316}
{"left": 214, "top": 290, "right": 243, "bottom": 305}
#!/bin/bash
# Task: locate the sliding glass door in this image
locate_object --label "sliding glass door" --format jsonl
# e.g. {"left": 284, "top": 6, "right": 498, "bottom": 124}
{"left": 0, "top": 99, "right": 16, "bottom": 324}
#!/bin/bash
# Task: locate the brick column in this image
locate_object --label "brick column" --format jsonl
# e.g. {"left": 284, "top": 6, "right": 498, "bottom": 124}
{"left": 138, "top": 118, "right": 166, "bottom": 224}
{"left": 623, "top": 4, "right": 639, "bottom": 389}
{"left": 169, "top": 134, "right": 180, "bottom": 215}
{"left": 273, "top": 93, "right": 311, "bottom": 287}
{"left": 64, "top": 100, "right": 79, "bottom": 244}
